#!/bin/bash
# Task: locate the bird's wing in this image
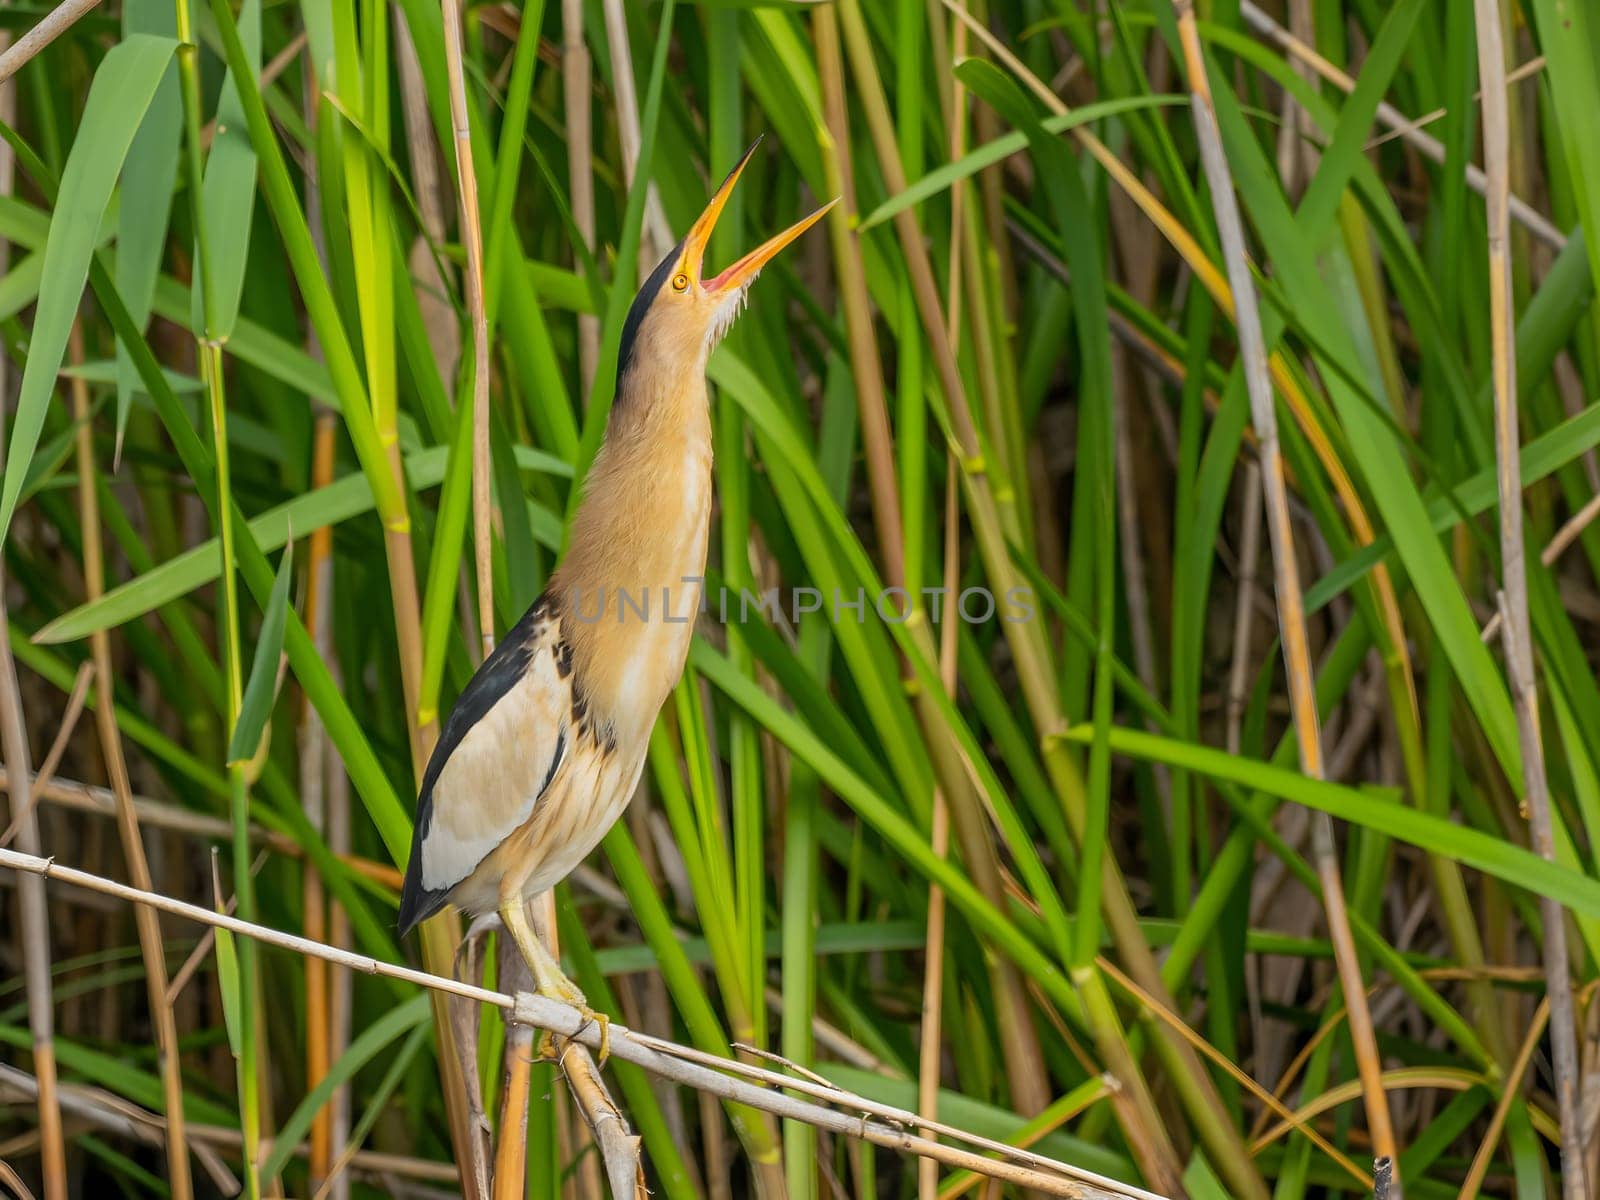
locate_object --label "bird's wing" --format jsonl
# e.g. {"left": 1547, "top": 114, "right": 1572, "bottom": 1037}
{"left": 398, "top": 600, "right": 572, "bottom": 933}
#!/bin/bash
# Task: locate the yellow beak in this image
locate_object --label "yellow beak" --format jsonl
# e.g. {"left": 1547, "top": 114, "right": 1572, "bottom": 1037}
{"left": 683, "top": 137, "right": 837, "bottom": 294}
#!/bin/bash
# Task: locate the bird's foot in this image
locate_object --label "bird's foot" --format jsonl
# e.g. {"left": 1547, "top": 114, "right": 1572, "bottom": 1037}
{"left": 535, "top": 977, "right": 613, "bottom": 1065}
{"left": 577, "top": 1005, "right": 611, "bottom": 1065}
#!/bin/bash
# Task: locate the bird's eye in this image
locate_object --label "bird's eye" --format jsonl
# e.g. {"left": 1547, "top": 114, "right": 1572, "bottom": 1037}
{"left": 671, "top": 272, "right": 690, "bottom": 292}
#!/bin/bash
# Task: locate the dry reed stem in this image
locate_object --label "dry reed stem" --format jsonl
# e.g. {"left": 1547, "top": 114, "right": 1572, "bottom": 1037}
{"left": 0, "top": 470, "right": 66, "bottom": 1200}
{"left": 298, "top": 74, "right": 338, "bottom": 1185}
{"left": 917, "top": 48, "right": 971, "bottom": 1180}
{"left": 299, "top": 58, "right": 355, "bottom": 1184}
{"left": 533, "top": 893, "right": 638, "bottom": 1200}
{"left": 1461, "top": 995, "right": 1550, "bottom": 1200}
{"left": 561, "top": 0, "right": 598, "bottom": 399}
{"left": 1237, "top": 0, "right": 1566, "bottom": 250}
{"left": 450, "top": 924, "right": 493, "bottom": 1200}
{"left": 0, "top": 52, "right": 63, "bottom": 1198}
{"left": 440, "top": 0, "right": 496, "bottom": 664}
{"left": 549, "top": 1035, "right": 644, "bottom": 1199}
{"left": 322, "top": 741, "right": 354, "bottom": 1200}
{"left": 918, "top": 108, "right": 973, "bottom": 1171}
{"left": 0, "top": 844, "right": 1162, "bottom": 1200}
{"left": 491, "top": 943, "right": 537, "bottom": 1200}
{"left": 1375, "top": 1157, "right": 1395, "bottom": 1200}
{"left": 1171, "top": 5, "right": 1401, "bottom": 1190}
{"left": 68, "top": 320, "right": 194, "bottom": 1200}
{"left": 0, "top": 661, "right": 90, "bottom": 849}
{"left": 835, "top": 0, "right": 978, "bottom": 463}
{"left": 1475, "top": 8, "right": 1586, "bottom": 1194}
{"left": 0, "top": 1158, "right": 34, "bottom": 1200}
{"left": 589, "top": 1028, "right": 1150, "bottom": 1200}
{"left": 302, "top": 413, "right": 339, "bottom": 1191}
{"left": 488, "top": 1034, "right": 534, "bottom": 1198}
{"left": 395, "top": 12, "right": 461, "bottom": 389}
{"left": 0, "top": 0, "right": 102, "bottom": 85}
{"left": 917, "top": 454, "right": 963, "bottom": 1200}
{"left": 601, "top": 0, "right": 671, "bottom": 269}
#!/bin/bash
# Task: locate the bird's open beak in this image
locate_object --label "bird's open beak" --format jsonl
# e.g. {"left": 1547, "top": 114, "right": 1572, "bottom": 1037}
{"left": 684, "top": 138, "right": 837, "bottom": 295}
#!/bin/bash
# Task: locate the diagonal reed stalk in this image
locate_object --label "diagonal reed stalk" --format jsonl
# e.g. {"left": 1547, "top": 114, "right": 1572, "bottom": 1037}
{"left": 1457, "top": 995, "right": 1550, "bottom": 1200}
{"left": 0, "top": 843, "right": 1165, "bottom": 1200}
{"left": 0, "top": 0, "right": 103, "bottom": 85}
{"left": 1171, "top": 4, "right": 1402, "bottom": 1188}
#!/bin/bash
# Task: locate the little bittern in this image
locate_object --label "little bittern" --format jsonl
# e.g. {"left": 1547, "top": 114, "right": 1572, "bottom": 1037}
{"left": 398, "top": 141, "right": 831, "bottom": 1054}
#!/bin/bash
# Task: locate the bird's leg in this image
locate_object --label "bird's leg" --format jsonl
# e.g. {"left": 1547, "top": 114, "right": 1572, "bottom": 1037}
{"left": 497, "top": 895, "right": 611, "bottom": 1064}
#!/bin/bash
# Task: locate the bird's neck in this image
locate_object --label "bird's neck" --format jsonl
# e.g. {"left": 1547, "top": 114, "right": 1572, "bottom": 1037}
{"left": 548, "top": 371, "right": 714, "bottom": 737}
{"left": 564, "top": 367, "right": 713, "bottom": 568}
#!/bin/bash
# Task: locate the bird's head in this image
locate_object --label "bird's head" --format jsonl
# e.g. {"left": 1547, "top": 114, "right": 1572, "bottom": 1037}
{"left": 617, "top": 139, "right": 835, "bottom": 389}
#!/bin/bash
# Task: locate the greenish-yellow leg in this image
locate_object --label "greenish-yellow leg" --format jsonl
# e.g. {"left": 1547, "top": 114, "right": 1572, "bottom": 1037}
{"left": 499, "top": 898, "right": 611, "bottom": 1063}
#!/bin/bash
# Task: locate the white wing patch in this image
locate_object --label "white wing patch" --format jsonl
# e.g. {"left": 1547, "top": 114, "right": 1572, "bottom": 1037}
{"left": 420, "top": 631, "right": 571, "bottom": 893}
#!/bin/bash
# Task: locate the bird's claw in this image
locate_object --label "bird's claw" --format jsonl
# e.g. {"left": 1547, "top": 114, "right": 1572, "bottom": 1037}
{"left": 581, "top": 1007, "right": 612, "bottom": 1066}
{"left": 535, "top": 1029, "right": 560, "bottom": 1062}
{"left": 534, "top": 978, "right": 613, "bottom": 1066}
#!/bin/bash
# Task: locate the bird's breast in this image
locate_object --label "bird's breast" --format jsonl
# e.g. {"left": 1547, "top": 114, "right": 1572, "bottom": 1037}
{"left": 553, "top": 431, "right": 713, "bottom": 747}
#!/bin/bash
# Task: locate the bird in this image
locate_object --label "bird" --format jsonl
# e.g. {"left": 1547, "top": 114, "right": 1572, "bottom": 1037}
{"left": 397, "top": 139, "right": 832, "bottom": 1059}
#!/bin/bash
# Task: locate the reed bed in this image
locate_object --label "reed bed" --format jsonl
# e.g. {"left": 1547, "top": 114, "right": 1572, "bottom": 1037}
{"left": 1, "top": 1, "right": 1599, "bottom": 1197}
